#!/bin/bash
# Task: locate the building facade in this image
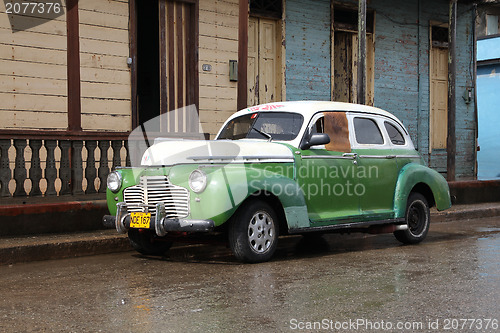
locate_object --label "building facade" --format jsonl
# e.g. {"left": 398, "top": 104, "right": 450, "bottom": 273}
{"left": 0, "top": 0, "right": 477, "bottom": 200}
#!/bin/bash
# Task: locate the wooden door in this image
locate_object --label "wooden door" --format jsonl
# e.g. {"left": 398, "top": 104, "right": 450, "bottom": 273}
{"left": 430, "top": 47, "right": 448, "bottom": 150}
{"left": 333, "top": 31, "right": 374, "bottom": 105}
{"left": 248, "top": 17, "right": 279, "bottom": 106}
{"left": 159, "top": 0, "right": 198, "bottom": 133}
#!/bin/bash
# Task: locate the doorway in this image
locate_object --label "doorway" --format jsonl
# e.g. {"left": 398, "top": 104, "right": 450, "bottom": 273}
{"left": 332, "top": 6, "right": 375, "bottom": 105}
{"left": 134, "top": 0, "right": 198, "bottom": 132}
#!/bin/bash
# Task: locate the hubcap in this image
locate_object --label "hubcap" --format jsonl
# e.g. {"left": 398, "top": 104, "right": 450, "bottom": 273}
{"left": 407, "top": 200, "right": 427, "bottom": 236}
{"left": 248, "top": 210, "right": 275, "bottom": 254}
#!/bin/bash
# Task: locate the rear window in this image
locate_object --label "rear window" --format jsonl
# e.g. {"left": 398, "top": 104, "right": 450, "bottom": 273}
{"left": 384, "top": 121, "right": 406, "bottom": 145}
{"left": 354, "top": 117, "right": 384, "bottom": 145}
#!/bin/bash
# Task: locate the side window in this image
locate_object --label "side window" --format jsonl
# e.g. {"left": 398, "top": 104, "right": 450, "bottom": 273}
{"left": 354, "top": 117, "right": 384, "bottom": 145}
{"left": 384, "top": 121, "right": 406, "bottom": 145}
{"left": 309, "top": 116, "right": 324, "bottom": 135}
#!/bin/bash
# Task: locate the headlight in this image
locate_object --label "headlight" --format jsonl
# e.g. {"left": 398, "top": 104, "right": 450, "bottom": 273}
{"left": 188, "top": 169, "right": 207, "bottom": 193}
{"left": 107, "top": 171, "right": 122, "bottom": 193}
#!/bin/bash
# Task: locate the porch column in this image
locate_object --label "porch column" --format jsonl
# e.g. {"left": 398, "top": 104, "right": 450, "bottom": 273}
{"left": 447, "top": 0, "right": 457, "bottom": 181}
{"left": 237, "top": 0, "right": 249, "bottom": 110}
{"left": 357, "top": 0, "right": 367, "bottom": 105}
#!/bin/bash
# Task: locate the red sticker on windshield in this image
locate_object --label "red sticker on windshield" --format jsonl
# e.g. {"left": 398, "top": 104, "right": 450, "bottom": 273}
{"left": 251, "top": 113, "right": 258, "bottom": 119}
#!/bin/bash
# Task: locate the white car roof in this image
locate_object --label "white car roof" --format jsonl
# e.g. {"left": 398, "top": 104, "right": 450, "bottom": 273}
{"left": 224, "top": 101, "right": 405, "bottom": 127}
{"left": 216, "top": 101, "right": 411, "bottom": 148}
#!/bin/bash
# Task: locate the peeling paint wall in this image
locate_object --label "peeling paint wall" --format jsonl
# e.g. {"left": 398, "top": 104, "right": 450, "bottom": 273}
{"left": 284, "top": 0, "right": 476, "bottom": 179}
{"left": 370, "top": 0, "right": 476, "bottom": 179}
{"left": 285, "top": 0, "right": 331, "bottom": 101}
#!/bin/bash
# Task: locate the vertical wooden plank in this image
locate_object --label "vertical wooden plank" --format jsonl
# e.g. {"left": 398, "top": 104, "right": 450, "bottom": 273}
{"left": 258, "top": 19, "right": 278, "bottom": 104}
{"left": 237, "top": 0, "right": 249, "bottom": 110}
{"left": 130, "top": 0, "right": 138, "bottom": 130}
{"left": 176, "top": 2, "right": 184, "bottom": 130}
{"left": 191, "top": 0, "right": 199, "bottom": 133}
{"left": 248, "top": 17, "right": 258, "bottom": 106}
{"left": 66, "top": 0, "right": 82, "bottom": 131}
{"left": 160, "top": 1, "right": 168, "bottom": 121}
{"left": 185, "top": 3, "right": 193, "bottom": 131}
{"left": 357, "top": 0, "right": 367, "bottom": 105}
{"left": 447, "top": 0, "right": 457, "bottom": 181}
{"left": 167, "top": 1, "right": 176, "bottom": 131}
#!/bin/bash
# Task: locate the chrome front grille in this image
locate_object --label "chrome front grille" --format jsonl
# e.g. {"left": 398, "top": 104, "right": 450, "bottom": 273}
{"left": 123, "top": 176, "right": 189, "bottom": 218}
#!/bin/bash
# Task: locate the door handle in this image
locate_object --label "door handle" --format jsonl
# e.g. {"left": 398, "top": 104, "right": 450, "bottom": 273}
{"left": 342, "top": 153, "right": 358, "bottom": 159}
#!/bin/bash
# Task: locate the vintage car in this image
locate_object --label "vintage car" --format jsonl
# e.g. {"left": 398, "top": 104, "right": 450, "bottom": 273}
{"left": 103, "top": 101, "right": 451, "bottom": 262}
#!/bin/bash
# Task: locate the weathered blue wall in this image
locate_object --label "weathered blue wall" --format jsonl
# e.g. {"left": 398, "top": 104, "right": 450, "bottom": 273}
{"left": 371, "top": 0, "right": 475, "bottom": 178}
{"left": 283, "top": 0, "right": 476, "bottom": 178}
{"left": 285, "top": 0, "right": 331, "bottom": 101}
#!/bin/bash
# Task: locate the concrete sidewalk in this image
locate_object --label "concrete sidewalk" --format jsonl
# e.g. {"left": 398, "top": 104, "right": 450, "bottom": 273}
{"left": 1, "top": 202, "right": 500, "bottom": 266}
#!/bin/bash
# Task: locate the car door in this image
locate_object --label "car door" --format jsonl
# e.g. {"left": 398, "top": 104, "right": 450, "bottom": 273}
{"left": 296, "top": 111, "right": 361, "bottom": 225}
{"left": 349, "top": 114, "right": 399, "bottom": 219}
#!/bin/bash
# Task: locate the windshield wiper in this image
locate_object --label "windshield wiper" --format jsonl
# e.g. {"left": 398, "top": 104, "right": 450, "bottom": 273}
{"left": 252, "top": 126, "right": 273, "bottom": 142}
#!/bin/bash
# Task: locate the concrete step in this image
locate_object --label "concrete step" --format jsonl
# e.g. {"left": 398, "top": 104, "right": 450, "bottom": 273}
{"left": 1, "top": 202, "right": 500, "bottom": 266}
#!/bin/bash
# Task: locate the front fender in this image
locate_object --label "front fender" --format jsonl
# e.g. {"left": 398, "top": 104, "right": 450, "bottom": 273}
{"left": 393, "top": 163, "right": 451, "bottom": 218}
{"left": 184, "top": 164, "right": 309, "bottom": 228}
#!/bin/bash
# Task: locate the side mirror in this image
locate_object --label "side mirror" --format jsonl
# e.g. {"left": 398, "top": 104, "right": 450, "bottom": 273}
{"left": 300, "top": 133, "right": 330, "bottom": 150}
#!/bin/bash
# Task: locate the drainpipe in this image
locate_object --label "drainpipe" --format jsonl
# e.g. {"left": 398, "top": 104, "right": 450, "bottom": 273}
{"left": 357, "top": 0, "right": 367, "bottom": 105}
{"left": 447, "top": 0, "right": 457, "bottom": 181}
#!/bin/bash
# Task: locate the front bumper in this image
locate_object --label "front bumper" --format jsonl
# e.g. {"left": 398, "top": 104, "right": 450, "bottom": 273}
{"left": 103, "top": 202, "right": 214, "bottom": 236}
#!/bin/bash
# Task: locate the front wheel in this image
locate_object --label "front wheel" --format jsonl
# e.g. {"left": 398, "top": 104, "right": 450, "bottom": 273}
{"left": 128, "top": 229, "right": 173, "bottom": 255}
{"left": 228, "top": 200, "right": 279, "bottom": 263}
{"left": 394, "top": 192, "right": 430, "bottom": 244}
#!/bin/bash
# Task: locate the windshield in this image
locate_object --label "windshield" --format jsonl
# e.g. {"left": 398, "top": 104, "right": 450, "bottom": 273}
{"left": 217, "top": 112, "right": 304, "bottom": 141}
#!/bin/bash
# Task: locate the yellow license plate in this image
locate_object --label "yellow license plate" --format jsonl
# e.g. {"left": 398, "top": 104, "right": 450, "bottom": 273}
{"left": 130, "top": 212, "right": 151, "bottom": 229}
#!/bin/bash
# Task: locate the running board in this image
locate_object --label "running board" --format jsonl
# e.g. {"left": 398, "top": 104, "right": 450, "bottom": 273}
{"left": 289, "top": 218, "right": 406, "bottom": 234}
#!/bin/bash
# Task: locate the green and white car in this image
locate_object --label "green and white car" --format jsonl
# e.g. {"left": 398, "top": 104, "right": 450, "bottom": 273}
{"left": 103, "top": 101, "right": 451, "bottom": 262}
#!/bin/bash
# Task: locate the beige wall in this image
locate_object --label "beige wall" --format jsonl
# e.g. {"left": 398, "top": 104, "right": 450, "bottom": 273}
{"left": 198, "top": 0, "right": 239, "bottom": 137}
{"left": 79, "top": 0, "right": 131, "bottom": 132}
{"left": 0, "top": 2, "right": 68, "bottom": 130}
{"left": 0, "top": 0, "right": 237, "bottom": 137}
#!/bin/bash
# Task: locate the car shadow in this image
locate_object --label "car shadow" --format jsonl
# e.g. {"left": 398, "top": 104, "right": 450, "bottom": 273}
{"left": 131, "top": 228, "right": 473, "bottom": 265}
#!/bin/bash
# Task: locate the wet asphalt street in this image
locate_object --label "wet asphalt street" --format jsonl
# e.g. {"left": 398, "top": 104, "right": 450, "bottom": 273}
{"left": 1, "top": 217, "right": 500, "bottom": 333}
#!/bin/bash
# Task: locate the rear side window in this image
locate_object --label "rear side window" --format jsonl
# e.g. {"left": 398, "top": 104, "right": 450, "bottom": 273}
{"left": 384, "top": 121, "right": 406, "bottom": 145}
{"left": 354, "top": 117, "right": 384, "bottom": 145}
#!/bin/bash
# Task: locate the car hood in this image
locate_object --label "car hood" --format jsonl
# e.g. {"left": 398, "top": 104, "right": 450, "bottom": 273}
{"left": 141, "top": 140, "right": 295, "bottom": 166}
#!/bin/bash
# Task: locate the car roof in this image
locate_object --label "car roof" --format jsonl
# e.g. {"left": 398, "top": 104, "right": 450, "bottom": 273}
{"left": 235, "top": 101, "right": 403, "bottom": 125}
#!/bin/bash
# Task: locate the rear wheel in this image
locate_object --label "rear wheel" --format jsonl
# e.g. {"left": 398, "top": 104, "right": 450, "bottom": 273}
{"left": 228, "top": 200, "right": 279, "bottom": 263}
{"left": 128, "top": 229, "right": 173, "bottom": 255}
{"left": 394, "top": 192, "right": 430, "bottom": 244}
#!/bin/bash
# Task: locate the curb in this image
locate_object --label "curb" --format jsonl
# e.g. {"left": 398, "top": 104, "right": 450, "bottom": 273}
{"left": 1, "top": 203, "right": 500, "bottom": 266}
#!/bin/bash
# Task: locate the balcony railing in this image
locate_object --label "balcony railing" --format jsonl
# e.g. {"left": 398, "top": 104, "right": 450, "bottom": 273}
{"left": 0, "top": 133, "right": 129, "bottom": 198}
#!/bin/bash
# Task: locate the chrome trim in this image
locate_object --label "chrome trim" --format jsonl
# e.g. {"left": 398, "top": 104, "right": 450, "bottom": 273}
{"left": 301, "top": 155, "right": 353, "bottom": 160}
{"left": 123, "top": 176, "right": 190, "bottom": 218}
{"left": 358, "top": 155, "right": 396, "bottom": 159}
{"left": 188, "top": 155, "right": 293, "bottom": 161}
